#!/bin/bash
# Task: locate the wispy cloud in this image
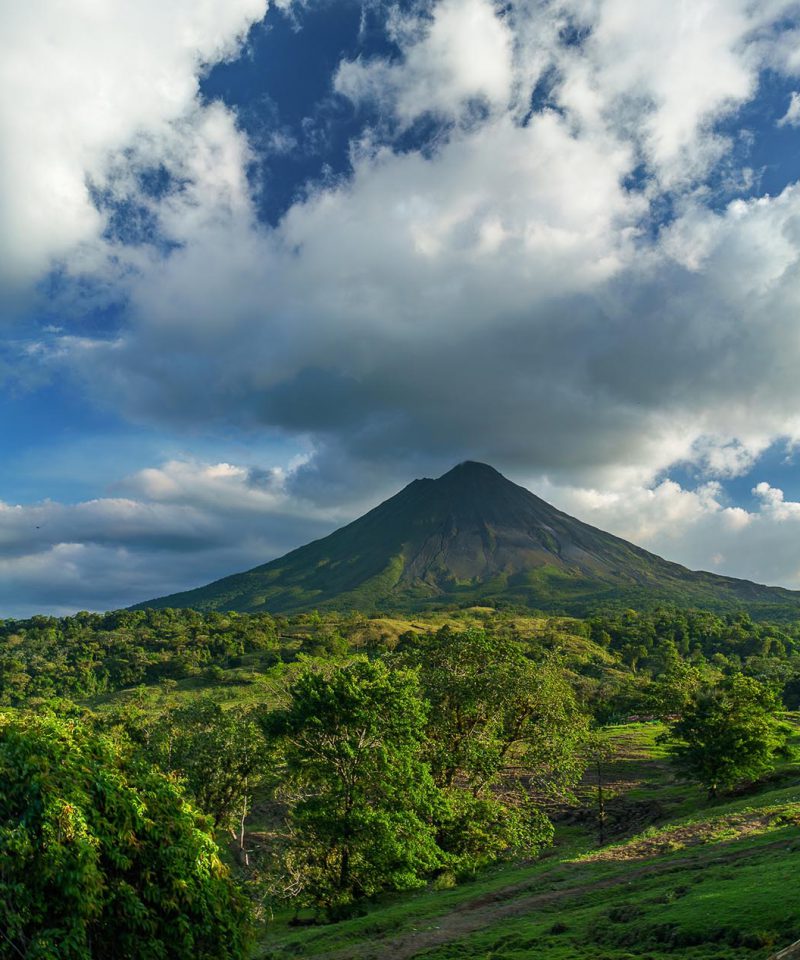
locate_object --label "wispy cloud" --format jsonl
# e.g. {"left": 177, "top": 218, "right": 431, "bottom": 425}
{"left": 778, "top": 90, "right": 800, "bottom": 127}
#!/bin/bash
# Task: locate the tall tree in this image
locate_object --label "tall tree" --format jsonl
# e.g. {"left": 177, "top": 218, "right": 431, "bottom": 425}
{"left": 397, "top": 627, "right": 589, "bottom": 866}
{"left": 122, "top": 696, "right": 267, "bottom": 833}
{"left": 399, "top": 627, "right": 589, "bottom": 794}
{"left": 263, "top": 660, "right": 442, "bottom": 916}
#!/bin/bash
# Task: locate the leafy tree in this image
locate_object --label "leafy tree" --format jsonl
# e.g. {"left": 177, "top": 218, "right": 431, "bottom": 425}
{"left": 397, "top": 627, "right": 588, "bottom": 867}
{"left": 663, "top": 675, "right": 793, "bottom": 798}
{"left": 263, "top": 660, "right": 442, "bottom": 916}
{"left": 435, "top": 788, "right": 554, "bottom": 871}
{"left": 119, "top": 696, "right": 266, "bottom": 833}
{"left": 0, "top": 710, "right": 249, "bottom": 960}
{"left": 399, "top": 627, "right": 588, "bottom": 794}
{"left": 647, "top": 659, "right": 711, "bottom": 717}
{"left": 0, "top": 608, "right": 280, "bottom": 703}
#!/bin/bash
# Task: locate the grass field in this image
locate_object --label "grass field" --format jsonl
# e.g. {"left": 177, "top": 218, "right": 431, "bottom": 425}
{"left": 256, "top": 723, "right": 800, "bottom": 960}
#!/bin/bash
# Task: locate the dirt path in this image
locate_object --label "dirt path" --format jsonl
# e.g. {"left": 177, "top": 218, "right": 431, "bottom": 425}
{"left": 771, "top": 939, "right": 800, "bottom": 960}
{"left": 315, "top": 838, "right": 792, "bottom": 960}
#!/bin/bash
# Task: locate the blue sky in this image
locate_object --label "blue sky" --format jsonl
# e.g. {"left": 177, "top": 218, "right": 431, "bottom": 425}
{"left": 5, "top": 0, "right": 800, "bottom": 615}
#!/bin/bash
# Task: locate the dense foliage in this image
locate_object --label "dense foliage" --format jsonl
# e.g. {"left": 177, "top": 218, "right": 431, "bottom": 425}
{"left": 395, "top": 627, "right": 587, "bottom": 866}
{"left": 0, "top": 608, "right": 280, "bottom": 703}
{"left": 3, "top": 605, "right": 800, "bottom": 712}
{"left": 264, "top": 660, "right": 443, "bottom": 915}
{"left": 116, "top": 696, "right": 267, "bottom": 829}
{"left": 663, "top": 675, "right": 793, "bottom": 797}
{"left": 398, "top": 627, "right": 588, "bottom": 792}
{"left": 1, "top": 603, "right": 797, "bottom": 939}
{"left": 0, "top": 710, "right": 249, "bottom": 960}
{"left": 588, "top": 607, "right": 800, "bottom": 677}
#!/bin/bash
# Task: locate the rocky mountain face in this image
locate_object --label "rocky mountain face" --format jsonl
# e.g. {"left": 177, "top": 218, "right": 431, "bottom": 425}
{"left": 135, "top": 461, "right": 800, "bottom": 615}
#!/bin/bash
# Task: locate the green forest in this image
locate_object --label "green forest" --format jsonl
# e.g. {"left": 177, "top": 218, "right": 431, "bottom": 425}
{"left": 1, "top": 603, "right": 799, "bottom": 958}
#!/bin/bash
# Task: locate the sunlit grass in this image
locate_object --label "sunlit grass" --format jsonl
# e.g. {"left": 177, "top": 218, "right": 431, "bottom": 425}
{"left": 257, "top": 721, "right": 800, "bottom": 960}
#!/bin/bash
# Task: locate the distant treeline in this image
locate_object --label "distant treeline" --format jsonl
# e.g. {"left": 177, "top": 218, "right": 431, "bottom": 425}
{"left": 590, "top": 607, "right": 800, "bottom": 662}
{"left": 2, "top": 604, "right": 800, "bottom": 709}
{"left": 587, "top": 607, "right": 800, "bottom": 706}
{"left": 0, "top": 608, "right": 281, "bottom": 702}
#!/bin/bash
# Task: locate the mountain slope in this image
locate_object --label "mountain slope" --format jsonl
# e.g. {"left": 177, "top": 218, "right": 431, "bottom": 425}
{"left": 134, "top": 461, "right": 800, "bottom": 615}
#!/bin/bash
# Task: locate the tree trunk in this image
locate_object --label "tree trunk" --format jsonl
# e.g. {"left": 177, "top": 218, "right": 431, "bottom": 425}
{"left": 597, "top": 759, "right": 607, "bottom": 845}
{"left": 237, "top": 794, "right": 249, "bottom": 866}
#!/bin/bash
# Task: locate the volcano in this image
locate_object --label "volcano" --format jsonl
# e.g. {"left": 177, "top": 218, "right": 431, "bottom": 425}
{"left": 135, "top": 461, "right": 800, "bottom": 615}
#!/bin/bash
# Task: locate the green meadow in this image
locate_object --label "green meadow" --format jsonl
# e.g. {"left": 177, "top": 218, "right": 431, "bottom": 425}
{"left": 259, "top": 721, "right": 800, "bottom": 959}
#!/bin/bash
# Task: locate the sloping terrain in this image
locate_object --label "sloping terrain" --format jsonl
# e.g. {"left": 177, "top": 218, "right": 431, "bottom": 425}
{"left": 66, "top": 612, "right": 799, "bottom": 959}
{"left": 258, "top": 723, "right": 800, "bottom": 960}
{"left": 135, "top": 461, "right": 800, "bottom": 615}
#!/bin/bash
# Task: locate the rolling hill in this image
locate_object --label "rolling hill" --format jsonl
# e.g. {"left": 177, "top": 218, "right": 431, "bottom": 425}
{"left": 134, "top": 461, "right": 800, "bottom": 616}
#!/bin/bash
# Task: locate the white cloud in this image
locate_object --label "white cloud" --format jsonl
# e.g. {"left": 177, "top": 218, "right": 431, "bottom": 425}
{"left": 336, "top": 0, "right": 514, "bottom": 126}
{"left": 779, "top": 90, "right": 800, "bottom": 126}
{"left": 74, "top": 136, "right": 800, "bottom": 495}
{"left": 0, "top": 457, "right": 339, "bottom": 618}
{"left": 753, "top": 480, "right": 800, "bottom": 519}
{"left": 553, "top": 0, "right": 764, "bottom": 187}
{"left": 0, "top": 0, "right": 267, "bottom": 301}
{"left": 123, "top": 456, "right": 315, "bottom": 514}
{"left": 6, "top": 0, "right": 800, "bottom": 606}
{"left": 11, "top": 0, "right": 800, "bottom": 494}
{"left": 690, "top": 436, "right": 771, "bottom": 479}
{"left": 338, "top": 0, "right": 795, "bottom": 188}
{"left": 535, "top": 474, "right": 800, "bottom": 590}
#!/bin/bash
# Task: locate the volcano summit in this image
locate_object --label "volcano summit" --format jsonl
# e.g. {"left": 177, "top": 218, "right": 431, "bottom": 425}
{"left": 136, "top": 462, "right": 800, "bottom": 615}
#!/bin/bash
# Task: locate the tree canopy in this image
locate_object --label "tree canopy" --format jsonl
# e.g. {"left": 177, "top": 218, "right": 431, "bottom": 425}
{"left": 117, "top": 696, "right": 267, "bottom": 830}
{"left": 263, "top": 659, "right": 443, "bottom": 915}
{"left": 0, "top": 710, "right": 249, "bottom": 960}
{"left": 663, "top": 675, "right": 793, "bottom": 797}
{"left": 394, "top": 627, "right": 590, "bottom": 868}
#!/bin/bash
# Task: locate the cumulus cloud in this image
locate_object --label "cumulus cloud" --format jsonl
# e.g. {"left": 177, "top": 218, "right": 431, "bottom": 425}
{"left": 64, "top": 137, "right": 800, "bottom": 494}
{"left": 753, "top": 480, "right": 800, "bottom": 519}
{"left": 335, "top": 0, "right": 514, "bottom": 126}
{"left": 778, "top": 90, "right": 800, "bottom": 126}
{"left": 73, "top": 5, "right": 800, "bottom": 479}
{"left": 535, "top": 474, "right": 800, "bottom": 591}
{"left": 0, "top": 0, "right": 267, "bottom": 303}
{"left": 6, "top": 0, "right": 800, "bottom": 611}
{"left": 549, "top": 0, "right": 764, "bottom": 187}
{"left": 0, "top": 458, "right": 339, "bottom": 618}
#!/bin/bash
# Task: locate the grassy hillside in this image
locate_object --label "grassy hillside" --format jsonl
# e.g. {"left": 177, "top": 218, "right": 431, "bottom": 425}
{"left": 257, "top": 722, "right": 800, "bottom": 960}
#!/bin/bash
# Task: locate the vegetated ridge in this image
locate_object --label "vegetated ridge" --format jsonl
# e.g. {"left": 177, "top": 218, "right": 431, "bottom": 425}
{"left": 134, "top": 461, "right": 800, "bottom": 616}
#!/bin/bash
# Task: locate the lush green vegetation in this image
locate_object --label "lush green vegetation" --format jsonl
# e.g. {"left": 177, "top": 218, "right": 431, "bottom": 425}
{"left": 0, "top": 607, "right": 280, "bottom": 703}
{"left": 2, "top": 603, "right": 799, "bottom": 958}
{"left": 263, "top": 660, "right": 444, "bottom": 915}
{"left": 259, "top": 721, "right": 800, "bottom": 960}
{"left": 0, "top": 709, "right": 250, "bottom": 960}
{"left": 663, "top": 674, "right": 793, "bottom": 798}
{"left": 4, "top": 604, "right": 800, "bottom": 711}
